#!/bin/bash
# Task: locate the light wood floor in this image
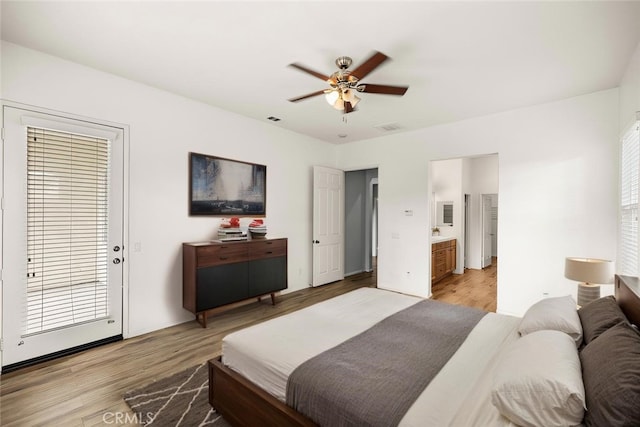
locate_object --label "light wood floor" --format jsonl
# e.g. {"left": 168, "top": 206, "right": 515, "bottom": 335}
{"left": 0, "top": 261, "right": 496, "bottom": 426}
{"left": 431, "top": 257, "right": 498, "bottom": 312}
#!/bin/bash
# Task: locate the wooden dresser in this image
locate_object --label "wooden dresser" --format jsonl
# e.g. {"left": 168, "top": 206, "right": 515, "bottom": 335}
{"left": 183, "top": 237, "right": 287, "bottom": 327}
{"left": 431, "top": 239, "right": 456, "bottom": 284}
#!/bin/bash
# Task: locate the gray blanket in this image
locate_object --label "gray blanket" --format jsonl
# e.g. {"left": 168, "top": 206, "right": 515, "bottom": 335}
{"left": 286, "top": 299, "right": 487, "bottom": 427}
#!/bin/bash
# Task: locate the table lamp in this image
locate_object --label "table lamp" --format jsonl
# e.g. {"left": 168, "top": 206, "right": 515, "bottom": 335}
{"left": 564, "top": 257, "right": 614, "bottom": 307}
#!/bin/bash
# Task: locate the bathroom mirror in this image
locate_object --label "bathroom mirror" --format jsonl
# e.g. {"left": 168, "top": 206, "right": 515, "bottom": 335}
{"left": 436, "top": 201, "right": 454, "bottom": 226}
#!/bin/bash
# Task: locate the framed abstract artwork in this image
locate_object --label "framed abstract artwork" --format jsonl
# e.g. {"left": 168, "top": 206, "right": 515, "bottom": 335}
{"left": 189, "top": 152, "right": 266, "bottom": 216}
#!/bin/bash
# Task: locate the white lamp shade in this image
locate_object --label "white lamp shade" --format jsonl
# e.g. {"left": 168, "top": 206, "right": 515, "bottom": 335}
{"left": 325, "top": 90, "right": 339, "bottom": 106}
{"left": 564, "top": 257, "right": 614, "bottom": 284}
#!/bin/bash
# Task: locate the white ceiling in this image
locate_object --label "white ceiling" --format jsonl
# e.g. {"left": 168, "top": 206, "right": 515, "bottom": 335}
{"left": 2, "top": 1, "right": 640, "bottom": 144}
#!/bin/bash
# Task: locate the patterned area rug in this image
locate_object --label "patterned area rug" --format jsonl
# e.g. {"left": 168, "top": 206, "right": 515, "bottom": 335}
{"left": 123, "top": 363, "right": 230, "bottom": 426}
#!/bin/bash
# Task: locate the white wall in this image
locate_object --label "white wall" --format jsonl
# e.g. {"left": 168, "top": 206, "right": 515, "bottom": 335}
{"left": 1, "top": 42, "right": 335, "bottom": 337}
{"left": 619, "top": 40, "right": 640, "bottom": 131}
{"left": 337, "top": 89, "right": 619, "bottom": 316}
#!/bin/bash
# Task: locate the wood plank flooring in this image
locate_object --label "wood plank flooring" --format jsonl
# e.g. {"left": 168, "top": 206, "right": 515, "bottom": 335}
{"left": 431, "top": 257, "right": 498, "bottom": 312}
{"left": 0, "top": 261, "right": 496, "bottom": 426}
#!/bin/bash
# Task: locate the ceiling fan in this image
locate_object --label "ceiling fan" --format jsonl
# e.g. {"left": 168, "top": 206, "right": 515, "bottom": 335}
{"left": 288, "top": 51, "right": 409, "bottom": 114}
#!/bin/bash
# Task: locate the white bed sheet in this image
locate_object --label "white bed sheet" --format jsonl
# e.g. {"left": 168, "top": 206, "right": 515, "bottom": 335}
{"left": 222, "top": 287, "right": 422, "bottom": 401}
{"left": 222, "top": 287, "right": 521, "bottom": 426}
{"left": 399, "top": 312, "right": 520, "bottom": 426}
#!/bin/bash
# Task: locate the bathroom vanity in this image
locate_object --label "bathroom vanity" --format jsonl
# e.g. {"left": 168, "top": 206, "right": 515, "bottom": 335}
{"left": 431, "top": 237, "right": 456, "bottom": 284}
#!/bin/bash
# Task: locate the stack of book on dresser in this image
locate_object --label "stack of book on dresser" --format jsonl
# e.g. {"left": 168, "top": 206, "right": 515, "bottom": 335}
{"left": 217, "top": 228, "right": 247, "bottom": 241}
{"left": 217, "top": 217, "right": 247, "bottom": 241}
{"left": 248, "top": 219, "right": 267, "bottom": 239}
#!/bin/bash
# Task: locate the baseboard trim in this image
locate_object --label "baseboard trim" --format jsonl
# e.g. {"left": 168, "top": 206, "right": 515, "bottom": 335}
{"left": 345, "top": 269, "right": 365, "bottom": 277}
{"left": 2, "top": 335, "right": 123, "bottom": 374}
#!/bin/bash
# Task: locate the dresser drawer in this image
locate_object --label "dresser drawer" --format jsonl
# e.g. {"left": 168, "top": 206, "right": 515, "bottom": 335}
{"left": 197, "top": 244, "right": 249, "bottom": 267}
{"left": 247, "top": 239, "right": 287, "bottom": 259}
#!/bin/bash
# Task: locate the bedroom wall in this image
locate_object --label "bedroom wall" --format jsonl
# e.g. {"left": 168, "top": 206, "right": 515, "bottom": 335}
{"left": 619, "top": 40, "right": 640, "bottom": 131}
{"left": 336, "top": 89, "right": 619, "bottom": 316}
{"left": 0, "top": 41, "right": 335, "bottom": 337}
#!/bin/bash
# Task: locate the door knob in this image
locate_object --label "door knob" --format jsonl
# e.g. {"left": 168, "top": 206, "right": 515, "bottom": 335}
{"left": 313, "top": 240, "right": 320, "bottom": 244}
{"left": 113, "top": 258, "right": 121, "bottom": 264}
{"left": 113, "top": 245, "right": 121, "bottom": 252}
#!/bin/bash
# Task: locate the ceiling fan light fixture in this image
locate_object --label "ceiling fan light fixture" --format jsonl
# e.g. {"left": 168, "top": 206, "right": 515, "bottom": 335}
{"left": 342, "top": 89, "right": 355, "bottom": 103}
{"left": 342, "top": 89, "right": 361, "bottom": 108}
{"left": 325, "top": 90, "right": 339, "bottom": 106}
{"left": 289, "top": 51, "right": 408, "bottom": 113}
{"left": 325, "top": 90, "right": 345, "bottom": 110}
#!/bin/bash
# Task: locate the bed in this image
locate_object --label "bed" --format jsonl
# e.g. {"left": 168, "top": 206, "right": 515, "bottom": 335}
{"left": 208, "top": 275, "right": 640, "bottom": 426}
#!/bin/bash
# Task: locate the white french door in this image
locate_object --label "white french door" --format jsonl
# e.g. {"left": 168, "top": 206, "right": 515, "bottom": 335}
{"left": 1, "top": 106, "right": 124, "bottom": 368}
{"left": 312, "top": 165, "right": 344, "bottom": 286}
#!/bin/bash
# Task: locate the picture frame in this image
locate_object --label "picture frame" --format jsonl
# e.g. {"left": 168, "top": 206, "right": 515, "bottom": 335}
{"left": 189, "top": 152, "right": 266, "bottom": 216}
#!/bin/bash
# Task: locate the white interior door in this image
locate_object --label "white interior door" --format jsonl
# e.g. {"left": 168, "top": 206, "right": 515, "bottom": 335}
{"left": 312, "top": 166, "right": 344, "bottom": 286}
{"left": 481, "top": 194, "right": 493, "bottom": 268}
{"left": 1, "top": 106, "right": 124, "bottom": 368}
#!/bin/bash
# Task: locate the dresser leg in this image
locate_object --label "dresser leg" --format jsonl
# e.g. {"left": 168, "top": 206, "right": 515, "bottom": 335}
{"left": 270, "top": 293, "right": 276, "bottom": 306}
{"left": 196, "top": 312, "right": 207, "bottom": 328}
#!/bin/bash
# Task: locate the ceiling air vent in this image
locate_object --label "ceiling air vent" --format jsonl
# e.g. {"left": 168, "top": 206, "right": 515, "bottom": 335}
{"left": 374, "top": 122, "right": 402, "bottom": 132}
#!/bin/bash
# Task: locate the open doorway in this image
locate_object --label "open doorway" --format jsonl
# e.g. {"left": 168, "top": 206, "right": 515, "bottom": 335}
{"left": 430, "top": 154, "right": 498, "bottom": 292}
{"left": 345, "top": 168, "right": 378, "bottom": 284}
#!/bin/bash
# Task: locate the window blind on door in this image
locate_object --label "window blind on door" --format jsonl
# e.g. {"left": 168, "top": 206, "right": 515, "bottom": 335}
{"left": 620, "top": 121, "right": 640, "bottom": 276}
{"left": 25, "top": 127, "right": 111, "bottom": 335}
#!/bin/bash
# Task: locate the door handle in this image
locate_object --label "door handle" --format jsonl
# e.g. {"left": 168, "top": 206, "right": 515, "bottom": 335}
{"left": 113, "top": 258, "right": 121, "bottom": 264}
{"left": 313, "top": 240, "right": 320, "bottom": 244}
{"left": 113, "top": 245, "right": 121, "bottom": 252}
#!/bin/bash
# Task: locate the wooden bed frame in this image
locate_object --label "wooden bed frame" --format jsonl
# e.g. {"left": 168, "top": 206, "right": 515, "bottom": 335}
{"left": 615, "top": 274, "right": 640, "bottom": 326}
{"left": 208, "top": 275, "right": 640, "bottom": 427}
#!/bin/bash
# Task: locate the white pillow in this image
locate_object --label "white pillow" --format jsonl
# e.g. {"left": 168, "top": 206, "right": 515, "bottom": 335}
{"left": 518, "top": 295, "right": 583, "bottom": 347}
{"left": 491, "top": 330, "right": 586, "bottom": 427}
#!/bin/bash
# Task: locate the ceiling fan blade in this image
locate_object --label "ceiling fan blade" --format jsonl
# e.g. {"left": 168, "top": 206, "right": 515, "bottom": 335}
{"left": 350, "top": 51, "right": 389, "bottom": 80}
{"left": 288, "top": 90, "right": 327, "bottom": 102}
{"left": 360, "top": 84, "right": 408, "bottom": 96}
{"left": 288, "top": 63, "right": 331, "bottom": 81}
